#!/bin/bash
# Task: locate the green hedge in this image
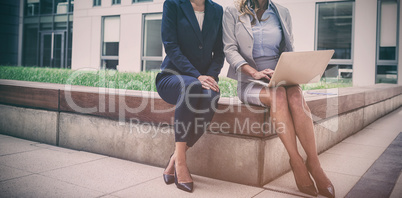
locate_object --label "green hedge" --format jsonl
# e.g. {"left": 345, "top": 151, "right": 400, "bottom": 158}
{"left": 0, "top": 66, "right": 351, "bottom": 97}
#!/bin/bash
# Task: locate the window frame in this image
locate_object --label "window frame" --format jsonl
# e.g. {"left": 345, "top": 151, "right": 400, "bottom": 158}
{"left": 132, "top": 0, "right": 153, "bottom": 4}
{"left": 93, "top": 0, "right": 101, "bottom": 7}
{"left": 141, "top": 12, "right": 164, "bottom": 71}
{"left": 100, "top": 15, "right": 120, "bottom": 70}
{"left": 375, "top": 0, "right": 400, "bottom": 83}
{"left": 314, "top": 1, "right": 355, "bottom": 66}
{"left": 112, "top": 0, "right": 121, "bottom": 5}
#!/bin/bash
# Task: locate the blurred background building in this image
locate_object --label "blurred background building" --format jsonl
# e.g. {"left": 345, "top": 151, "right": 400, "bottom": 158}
{"left": 2, "top": 0, "right": 402, "bottom": 86}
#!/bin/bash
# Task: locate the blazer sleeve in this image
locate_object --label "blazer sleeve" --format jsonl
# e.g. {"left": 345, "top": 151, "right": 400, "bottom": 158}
{"left": 284, "top": 8, "right": 294, "bottom": 52}
{"left": 222, "top": 6, "right": 248, "bottom": 73}
{"left": 206, "top": 7, "right": 225, "bottom": 80}
{"left": 161, "top": 0, "right": 201, "bottom": 78}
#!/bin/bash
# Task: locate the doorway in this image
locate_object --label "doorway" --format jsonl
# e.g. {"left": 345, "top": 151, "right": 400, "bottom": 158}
{"left": 40, "top": 31, "right": 65, "bottom": 68}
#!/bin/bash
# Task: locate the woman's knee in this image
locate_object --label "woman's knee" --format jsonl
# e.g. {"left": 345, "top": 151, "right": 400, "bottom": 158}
{"left": 274, "top": 87, "right": 288, "bottom": 107}
{"left": 286, "top": 86, "right": 304, "bottom": 107}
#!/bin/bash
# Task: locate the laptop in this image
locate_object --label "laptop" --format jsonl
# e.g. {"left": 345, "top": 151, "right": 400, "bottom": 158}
{"left": 249, "top": 50, "right": 335, "bottom": 87}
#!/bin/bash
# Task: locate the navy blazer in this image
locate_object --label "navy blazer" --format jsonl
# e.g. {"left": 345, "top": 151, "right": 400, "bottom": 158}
{"left": 160, "top": 0, "right": 224, "bottom": 80}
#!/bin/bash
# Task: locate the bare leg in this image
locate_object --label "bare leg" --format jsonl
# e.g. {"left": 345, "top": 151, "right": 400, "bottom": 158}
{"left": 163, "top": 145, "right": 189, "bottom": 176}
{"left": 285, "top": 86, "right": 318, "bottom": 162}
{"left": 173, "top": 142, "right": 192, "bottom": 183}
{"left": 260, "top": 87, "right": 313, "bottom": 187}
{"left": 286, "top": 86, "right": 334, "bottom": 191}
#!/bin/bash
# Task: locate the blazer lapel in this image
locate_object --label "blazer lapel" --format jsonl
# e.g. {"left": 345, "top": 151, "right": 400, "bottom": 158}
{"left": 201, "top": 0, "right": 215, "bottom": 39}
{"left": 271, "top": 2, "right": 291, "bottom": 47}
{"left": 180, "top": 0, "right": 203, "bottom": 43}
{"left": 240, "top": 14, "right": 253, "bottom": 39}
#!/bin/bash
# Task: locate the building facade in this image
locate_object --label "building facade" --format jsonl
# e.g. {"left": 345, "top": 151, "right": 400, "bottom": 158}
{"left": 11, "top": 0, "right": 402, "bottom": 86}
{"left": 0, "top": 1, "right": 21, "bottom": 66}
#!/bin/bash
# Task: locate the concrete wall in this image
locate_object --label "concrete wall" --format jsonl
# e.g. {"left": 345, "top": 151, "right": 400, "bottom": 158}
{"left": 353, "top": 0, "right": 377, "bottom": 86}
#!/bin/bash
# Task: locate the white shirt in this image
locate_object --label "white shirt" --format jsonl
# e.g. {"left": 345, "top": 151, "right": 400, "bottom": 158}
{"left": 194, "top": 11, "right": 205, "bottom": 31}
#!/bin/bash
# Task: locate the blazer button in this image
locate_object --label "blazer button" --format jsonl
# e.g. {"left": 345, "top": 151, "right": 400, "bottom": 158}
{"left": 199, "top": 45, "right": 203, "bottom": 49}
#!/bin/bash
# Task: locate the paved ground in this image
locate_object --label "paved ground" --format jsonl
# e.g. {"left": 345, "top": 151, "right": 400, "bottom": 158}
{"left": 0, "top": 108, "right": 401, "bottom": 198}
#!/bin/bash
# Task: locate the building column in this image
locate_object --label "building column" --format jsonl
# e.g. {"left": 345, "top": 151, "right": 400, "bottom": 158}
{"left": 353, "top": 0, "right": 378, "bottom": 86}
{"left": 18, "top": 0, "right": 24, "bottom": 66}
{"left": 399, "top": 0, "right": 402, "bottom": 85}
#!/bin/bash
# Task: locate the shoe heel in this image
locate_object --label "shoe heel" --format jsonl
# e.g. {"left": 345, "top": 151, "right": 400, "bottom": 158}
{"left": 174, "top": 165, "right": 193, "bottom": 193}
{"left": 163, "top": 153, "right": 175, "bottom": 185}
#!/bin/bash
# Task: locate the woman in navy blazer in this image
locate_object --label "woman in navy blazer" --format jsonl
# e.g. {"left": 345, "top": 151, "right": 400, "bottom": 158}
{"left": 156, "top": 0, "right": 224, "bottom": 193}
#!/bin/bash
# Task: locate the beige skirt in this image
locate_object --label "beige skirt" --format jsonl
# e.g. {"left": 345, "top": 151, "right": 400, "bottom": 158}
{"left": 237, "top": 56, "right": 279, "bottom": 107}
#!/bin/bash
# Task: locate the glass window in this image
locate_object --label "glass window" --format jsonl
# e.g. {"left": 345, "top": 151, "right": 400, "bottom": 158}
{"left": 93, "top": 0, "right": 101, "bottom": 6}
{"left": 26, "top": 0, "right": 40, "bottom": 16}
{"left": 23, "top": 24, "right": 39, "bottom": 66}
{"left": 69, "top": 0, "right": 74, "bottom": 12}
{"left": 316, "top": 2, "right": 354, "bottom": 60}
{"left": 133, "top": 0, "right": 153, "bottom": 3}
{"left": 101, "top": 16, "right": 120, "bottom": 70}
{"left": 41, "top": 0, "right": 53, "bottom": 14}
{"left": 112, "top": 0, "right": 121, "bottom": 5}
{"left": 379, "top": 0, "right": 398, "bottom": 60}
{"left": 54, "top": 0, "right": 68, "bottom": 14}
{"left": 316, "top": 1, "right": 354, "bottom": 81}
{"left": 142, "top": 13, "right": 163, "bottom": 71}
{"left": 376, "top": 0, "right": 399, "bottom": 84}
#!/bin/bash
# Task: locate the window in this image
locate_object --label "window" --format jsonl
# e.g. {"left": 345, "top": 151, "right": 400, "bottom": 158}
{"left": 376, "top": 0, "right": 399, "bottom": 84}
{"left": 112, "top": 0, "right": 121, "bottom": 5}
{"left": 41, "top": 0, "right": 53, "bottom": 14}
{"left": 133, "top": 0, "right": 153, "bottom": 3}
{"left": 69, "top": 0, "right": 74, "bottom": 12}
{"left": 26, "top": 0, "right": 39, "bottom": 16}
{"left": 23, "top": 24, "right": 39, "bottom": 66}
{"left": 101, "top": 16, "right": 120, "bottom": 70}
{"left": 316, "top": 1, "right": 354, "bottom": 79}
{"left": 54, "top": 0, "right": 68, "bottom": 14}
{"left": 93, "top": 0, "right": 101, "bottom": 6}
{"left": 142, "top": 13, "right": 163, "bottom": 71}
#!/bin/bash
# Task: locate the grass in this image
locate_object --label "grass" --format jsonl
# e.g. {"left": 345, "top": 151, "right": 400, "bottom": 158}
{"left": 0, "top": 66, "right": 351, "bottom": 97}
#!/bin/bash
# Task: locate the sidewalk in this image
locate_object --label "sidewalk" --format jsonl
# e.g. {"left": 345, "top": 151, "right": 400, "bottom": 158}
{"left": 0, "top": 107, "right": 401, "bottom": 198}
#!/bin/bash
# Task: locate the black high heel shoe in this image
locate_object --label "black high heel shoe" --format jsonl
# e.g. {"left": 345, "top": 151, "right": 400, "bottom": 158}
{"left": 162, "top": 153, "right": 175, "bottom": 185}
{"left": 306, "top": 159, "right": 335, "bottom": 198}
{"left": 174, "top": 165, "right": 193, "bottom": 193}
{"left": 289, "top": 159, "right": 318, "bottom": 197}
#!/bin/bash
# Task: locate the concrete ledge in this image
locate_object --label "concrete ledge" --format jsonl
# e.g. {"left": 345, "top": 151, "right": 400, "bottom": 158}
{"left": 0, "top": 79, "right": 401, "bottom": 186}
{"left": 0, "top": 104, "right": 58, "bottom": 145}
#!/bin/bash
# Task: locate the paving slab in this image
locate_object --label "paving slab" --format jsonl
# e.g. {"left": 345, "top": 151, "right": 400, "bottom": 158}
{"left": 41, "top": 157, "right": 162, "bottom": 194}
{"left": 264, "top": 170, "right": 360, "bottom": 198}
{"left": 112, "top": 175, "right": 264, "bottom": 198}
{"left": 265, "top": 108, "right": 402, "bottom": 197}
{"left": 0, "top": 174, "right": 103, "bottom": 198}
{"left": 0, "top": 136, "right": 40, "bottom": 156}
{"left": 346, "top": 132, "right": 402, "bottom": 198}
{"left": 0, "top": 148, "right": 106, "bottom": 173}
{"left": 0, "top": 164, "right": 32, "bottom": 182}
{"left": 342, "top": 128, "right": 398, "bottom": 148}
{"left": 0, "top": 134, "right": 10, "bottom": 139}
{"left": 325, "top": 142, "right": 386, "bottom": 160}
{"left": 253, "top": 190, "right": 302, "bottom": 198}
{"left": 317, "top": 153, "right": 376, "bottom": 177}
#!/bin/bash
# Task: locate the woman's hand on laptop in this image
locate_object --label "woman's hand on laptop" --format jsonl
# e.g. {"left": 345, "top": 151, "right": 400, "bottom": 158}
{"left": 240, "top": 64, "right": 272, "bottom": 81}
{"left": 252, "top": 69, "right": 274, "bottom": 81}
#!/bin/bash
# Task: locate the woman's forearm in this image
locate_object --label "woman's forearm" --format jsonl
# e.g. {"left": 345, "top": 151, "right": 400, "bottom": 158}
{"left": 240, "top": 64, "right": 258, "bottom": 77}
